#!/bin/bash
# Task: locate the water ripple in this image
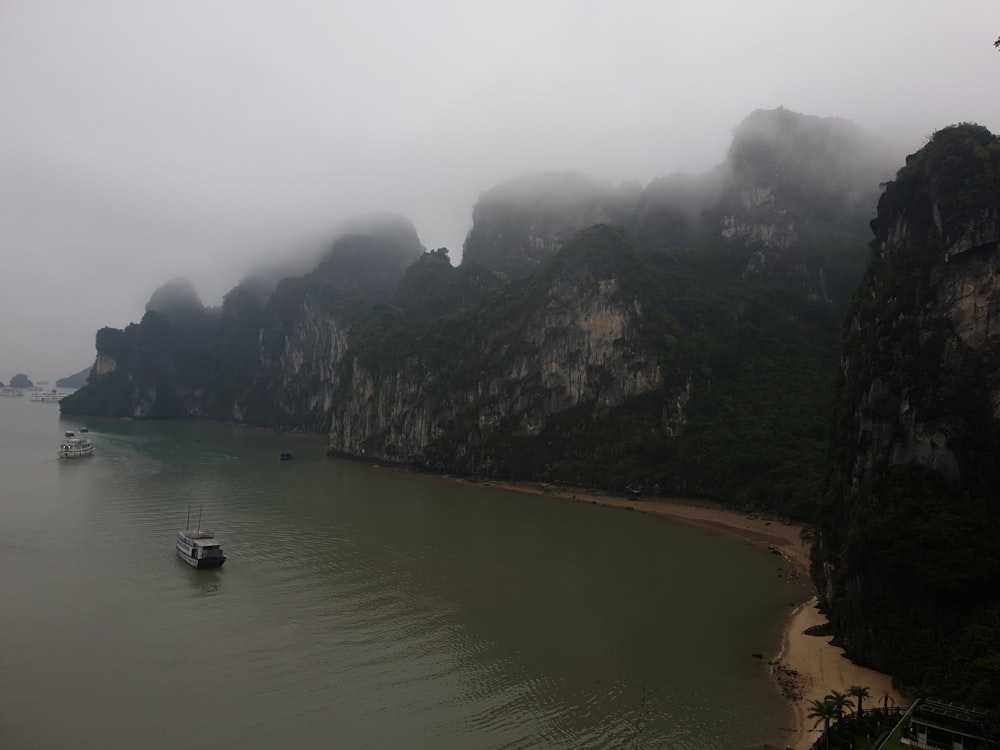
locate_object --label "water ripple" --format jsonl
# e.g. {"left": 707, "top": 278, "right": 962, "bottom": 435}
{"left": 0, "top": 413, "right": 797, "bottom": 750}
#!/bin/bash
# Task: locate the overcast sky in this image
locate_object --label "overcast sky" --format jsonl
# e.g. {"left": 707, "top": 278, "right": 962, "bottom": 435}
{"left": 1, "top": 1, "right": 998, "bottom": 381}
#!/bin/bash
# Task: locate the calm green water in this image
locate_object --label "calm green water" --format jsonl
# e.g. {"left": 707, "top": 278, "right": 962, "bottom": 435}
{"left": 0, "top": 396, "right": 802, "bottom": 749}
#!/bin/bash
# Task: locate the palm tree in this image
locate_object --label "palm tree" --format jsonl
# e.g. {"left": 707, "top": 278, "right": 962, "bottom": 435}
{"left": 807, "top": 698, "right": 838, "bottom": 750}
{"left": 826, "top": 690, "right": 855, "bottom": 721}
{"left": 848, "top": 685, "right": 870, "bottom": 718}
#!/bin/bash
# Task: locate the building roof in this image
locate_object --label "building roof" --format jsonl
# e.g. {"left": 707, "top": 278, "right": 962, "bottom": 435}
{"left": 911, "top": 698, "right": 998, "bottom": 736}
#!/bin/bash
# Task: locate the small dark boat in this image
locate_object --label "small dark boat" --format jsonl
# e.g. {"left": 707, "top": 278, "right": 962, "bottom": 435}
{"left": 279, "top": 452, "right": 294, "bottom": 461}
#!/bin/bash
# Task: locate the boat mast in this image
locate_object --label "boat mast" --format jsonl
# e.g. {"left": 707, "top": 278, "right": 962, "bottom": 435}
{"left": 186, "top": 503, "right": 191, "bottom": 530}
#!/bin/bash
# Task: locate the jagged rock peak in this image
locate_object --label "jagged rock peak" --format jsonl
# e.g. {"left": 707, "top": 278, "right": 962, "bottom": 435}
{"left": 471, "top": 171, "right": 617, "bottom": 209}
{"left": 872, "top": 122, "right": 1000, "bottom": 260}
{"left": 730, "top": 106, "right": 865, "bottom": 153}
{"left": 462, "top": 110, "right": 902, "bottom": 290}
{"left": 313, "top": 212, "right": 426, "bottom": 304}
{"left": 462, "top": 172, "right": 622, "bottom": 280}
{"left": 145, "top": 277, "right": 203, "bottom": 315}
{"left": 725, "top": 106, "right": 897, "bottom": 209}
{"left": 333, "top": 212, "right": 424, "bottom": 249}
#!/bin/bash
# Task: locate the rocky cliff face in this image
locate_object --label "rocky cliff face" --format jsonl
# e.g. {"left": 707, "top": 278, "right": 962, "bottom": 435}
{"left": 241, "top": 290, "right": 353, "bottom": 431}
{"left": 63, "top": 109, "right": 895, "bottom": 519}
{"left": 58, "top": 218, "right": 407, "bottom": 425}
{"left": 812, "top": 123, "right": 1000, "bottom": 702}
{"left": 329, "top": 226, "right": 668, "bottom": 474}
{"left": 714, "top": 108, "right": 898, "bottom": 302}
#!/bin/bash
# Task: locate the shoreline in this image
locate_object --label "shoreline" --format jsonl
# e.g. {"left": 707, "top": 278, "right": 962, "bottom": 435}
{"left": 458, "top": 478, "right": 904, "bottom": 750}
{"left": 777, "top": 597, "right": 905, "bottom": 749}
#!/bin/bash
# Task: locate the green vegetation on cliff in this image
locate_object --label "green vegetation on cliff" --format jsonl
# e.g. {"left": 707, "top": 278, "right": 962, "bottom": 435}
{"left": 65, "top": 109, "right": 890, "bottom": 523}
{"left": 813, "top": 123, "right": 1000, "bottom": 706}
{"left": 62, "top": 219, "right": 419, "bottom": 429}
{"left": 54, "top": 114, "right": 1000, "bottom": 702}
{"left": 340, "top": 224, "right": 845, "bottom": 520}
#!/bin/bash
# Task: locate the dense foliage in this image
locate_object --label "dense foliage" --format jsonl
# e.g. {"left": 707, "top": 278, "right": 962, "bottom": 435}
{"left": 813, "top": 123, "right": 1000, "bottom": 706}
{"left": 884, "top": 123, "right": 1000, "bottom": 222}
{"left": 392, "top": 248, "right": 507, "bottom": 316}
{"left": 341, "top": 224, "right": 852, "bottom": 520}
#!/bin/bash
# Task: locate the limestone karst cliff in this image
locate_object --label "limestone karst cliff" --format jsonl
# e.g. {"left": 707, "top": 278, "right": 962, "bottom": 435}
{"left": 62, "top": 108, "right": 898, "bottom": 519}
{"left": 59, "top": 216, "right": 421, "bottom": 427}
{"left": 463, "top": 107, "right": 899, "bottom": 302}
{"left": 812, "top": 123, "right": 1000, "bottom": 703}
{"left": 328, "top": 226, "right": 669, "bottom": 476}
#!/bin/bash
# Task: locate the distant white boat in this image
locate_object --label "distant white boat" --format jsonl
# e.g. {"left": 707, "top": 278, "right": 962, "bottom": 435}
{"left": 0, "top": 387, "right": 23, "bottom": 397}
{"left": 30, "top": 390, "right": 63, "bottom": 402}
{"left": 58, "top": 431, "right": 95, "bottom": 458}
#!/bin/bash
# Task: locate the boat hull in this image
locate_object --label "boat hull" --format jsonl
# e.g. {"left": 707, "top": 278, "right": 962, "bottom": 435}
{"left": 58, "top": 438, "right": 95, "bottom": 458}
{"left": 176, "top": 531, "right": 226, "bottom": 569}
{"left": 175, "top": 548, "right": 226, "bottom": 569}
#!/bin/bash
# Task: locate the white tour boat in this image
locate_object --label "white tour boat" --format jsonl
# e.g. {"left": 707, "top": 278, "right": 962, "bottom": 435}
{"left": 31, "top": 390, "right": 63, "bottom": 402}
{"left": 58, "top": 431, "right": 95, "bottom": 458}
{"left": 0, "top": 387, "right": 23, "bottom": 397}
{"left": 176, "top": 507, "right": 226, "bottom": 569}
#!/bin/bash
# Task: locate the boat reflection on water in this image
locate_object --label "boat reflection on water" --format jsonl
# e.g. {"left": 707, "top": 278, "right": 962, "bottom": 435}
{"left": 183, "top": 567, "right": 224, "bottom": 598}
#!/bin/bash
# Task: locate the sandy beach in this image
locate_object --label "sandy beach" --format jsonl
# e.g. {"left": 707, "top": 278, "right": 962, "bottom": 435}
{"left": 778, "top": 598, "right": 905, "bottom": 749}
{"left": 471, "top": 480, "right": 906, "bottom": 750}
